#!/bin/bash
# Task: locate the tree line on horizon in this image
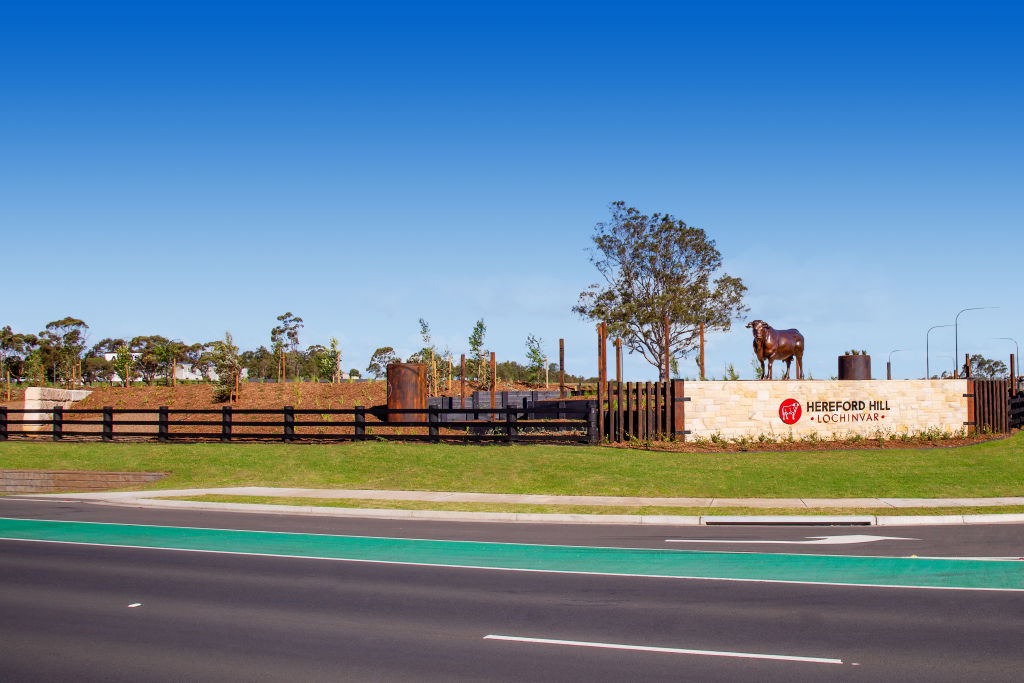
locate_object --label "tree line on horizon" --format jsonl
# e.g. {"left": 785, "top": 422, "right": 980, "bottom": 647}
{"left": 0, "top": 314, "right": 590, "bottom": 393}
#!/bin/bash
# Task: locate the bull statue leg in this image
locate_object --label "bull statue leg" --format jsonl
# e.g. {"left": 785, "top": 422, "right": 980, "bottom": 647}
{"left": 765, "top": 358, "right": 773, "bottom": 380}
{"left": 783, "top": 357, "right": 792, "bottom": 380}
{"left": 795, "top": 350, "right": 804, "bottom": 380}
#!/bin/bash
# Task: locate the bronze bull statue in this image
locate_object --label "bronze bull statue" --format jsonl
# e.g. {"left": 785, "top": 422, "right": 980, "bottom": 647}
{"left": 747, "top": 320, "right": 805, "bottom": 380}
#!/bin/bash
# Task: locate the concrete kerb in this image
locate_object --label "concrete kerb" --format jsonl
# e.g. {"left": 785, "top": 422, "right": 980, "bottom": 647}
{"left": 13, "top": 488, "right": 1024, "bottom": 526}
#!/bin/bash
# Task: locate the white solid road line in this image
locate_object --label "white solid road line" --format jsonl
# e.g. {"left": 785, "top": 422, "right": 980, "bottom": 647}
{"left": 666, "top": 534, "right": 916, "bottom": 545}
{"left": 483, "top": 635, "right": 843, "bottom": 665}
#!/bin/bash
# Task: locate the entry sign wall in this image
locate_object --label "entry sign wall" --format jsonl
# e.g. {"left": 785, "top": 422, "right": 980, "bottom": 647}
{"left": 682, "top": 380, "right": 969, "bottom": 439}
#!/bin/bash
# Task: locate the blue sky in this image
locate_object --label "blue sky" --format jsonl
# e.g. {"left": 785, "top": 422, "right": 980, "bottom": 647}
{"left": 2, "top": 2, "right": 1021, "bottom": 380}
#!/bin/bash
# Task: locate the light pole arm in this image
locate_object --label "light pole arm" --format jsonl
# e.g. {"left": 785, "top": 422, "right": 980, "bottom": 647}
{"left": 954, "top": 307, "right": 997, "bottom": 378}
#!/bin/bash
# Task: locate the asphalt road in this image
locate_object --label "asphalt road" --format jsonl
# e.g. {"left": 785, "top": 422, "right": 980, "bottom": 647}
{"left": 1, "top": 499, "right": 1023, "bottom": 681}
{"left": 3, "top": 497, "right": 1024, "bottom": 557}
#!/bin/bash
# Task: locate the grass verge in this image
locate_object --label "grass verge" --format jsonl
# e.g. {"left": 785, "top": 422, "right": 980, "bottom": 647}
{"left": 165, "top": 495, "right": 1024, "bottom": 517}
{"left": 1, "top": 432, "right": 1022, "bottom": 498}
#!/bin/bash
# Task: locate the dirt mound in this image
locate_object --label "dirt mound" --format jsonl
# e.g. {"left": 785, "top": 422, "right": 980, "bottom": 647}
{"left": 66, "top": 380, "right": 571, "bottom": 411}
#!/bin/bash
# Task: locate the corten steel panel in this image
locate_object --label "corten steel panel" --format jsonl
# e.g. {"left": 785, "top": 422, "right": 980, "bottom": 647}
{"left": 966, "top": 379, "right": 975, "bottom": 434}
{"left": 386, "top": 363, "right": 427, "bottom": 423}
{"left": 838, "top": 355, "right": 872, "bottom": 380}
{"left": 672, "top": 379, "right": 686, "bottom": 440}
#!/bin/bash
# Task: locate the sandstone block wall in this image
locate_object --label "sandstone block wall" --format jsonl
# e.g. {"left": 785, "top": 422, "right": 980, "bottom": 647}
{"left": 21, "top": 387, "right": 92, "bottom": 433}
{"left": 684, "top": 380, "right": 970, "bottom": 439}
{"left": 0, "top": 470, "right": 165, "bottom": 493}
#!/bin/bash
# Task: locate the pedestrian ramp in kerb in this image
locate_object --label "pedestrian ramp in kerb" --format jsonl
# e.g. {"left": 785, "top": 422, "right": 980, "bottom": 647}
{"left": 1, "top": 517, "right": 1022, "bottom": 592}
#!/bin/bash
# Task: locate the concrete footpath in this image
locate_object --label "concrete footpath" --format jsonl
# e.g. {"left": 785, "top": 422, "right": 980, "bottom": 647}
{"left": 19, "top": 487, "right": 1024, "bottom": 527}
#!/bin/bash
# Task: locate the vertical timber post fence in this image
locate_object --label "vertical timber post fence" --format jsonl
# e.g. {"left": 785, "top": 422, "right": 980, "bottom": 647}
{"left": 587, "top": 401, "right": 598, "bottom": 445}
{"left": 672, "top": 379, "right": 687, "bottom": 441}
{"left": 597, "top": 323, "right": 606, "bottom": 442}
{"left": 490, "top": 352, "right": 496, "bottom": 421}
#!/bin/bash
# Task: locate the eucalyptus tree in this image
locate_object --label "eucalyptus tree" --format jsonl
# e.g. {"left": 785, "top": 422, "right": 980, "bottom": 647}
{"left": 574, "top": 202, "right": 747, "bottom": 379}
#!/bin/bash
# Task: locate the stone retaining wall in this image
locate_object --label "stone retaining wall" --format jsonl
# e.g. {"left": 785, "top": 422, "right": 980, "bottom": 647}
{"left": 685, "top": 380, "right": 970, "bottom": 439}
{"left": 0, "top": 470, "right": 165, "bottom": 493}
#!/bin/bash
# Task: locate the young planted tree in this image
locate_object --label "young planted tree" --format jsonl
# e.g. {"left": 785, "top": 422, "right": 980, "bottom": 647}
{"left": 271, "top": 312, "right": 304, "bottom": 380}
{"left": 209, "top": 332, "right": 242, "bottom": 402}
{"left": 307, "top": 340, "right": 342, "bottom": 382}
{"left": 524, "top": 334, "right": 546, "bottom": 384}
{"left": 111, "top": 345, "right": 136, "bottom": 387}
{"left": 328, "top": 337, "right": 342, "bottom": 383}
{"left": 573, "top": 202, "right": 747, "bottom": 379}
{"left": 407, "top": 319, "right": 441, "bottom": 394}
{"left": 468, "top": 318, "right": 487, "bottom": 386}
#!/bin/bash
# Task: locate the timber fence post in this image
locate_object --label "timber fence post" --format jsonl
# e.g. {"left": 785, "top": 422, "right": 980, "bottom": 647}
{"left": 284, "top": 405, "right": 295, "bottom": 442}
{"left": 221, "top": 405, "right": 232, "bottom": 442}
{"left": 52, "top": 406, "right": 62, "bottom": 441}
{"left": 355, "top": 405, "right": 366, "bottom": 440}
{"left": 587, "top": 400, "right": 598, "bottom": 444}
{"left": 103, "top": 407, "right": 113, "bottom": 442}
{"left": 506, "top": 405, "right": 517, "bottom": 443}
{"left": 159, "top": 406, "right": 169, "bottom": 442}
{"left": 429, "top": 404, "right": 439, "bottom": 443}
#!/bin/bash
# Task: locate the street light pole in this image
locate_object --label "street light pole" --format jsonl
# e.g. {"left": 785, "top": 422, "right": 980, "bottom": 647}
{"left": 887, "top": 349, "right": 905, "bottom": 380}
{"left": 954, "top": 307, "right": 997, "bottom": 378}
{"left": 994, "top": 337, "right": 1019, "bottom": 394}
{"left": 926, "top": 324, "right": 952, "bottom": 379}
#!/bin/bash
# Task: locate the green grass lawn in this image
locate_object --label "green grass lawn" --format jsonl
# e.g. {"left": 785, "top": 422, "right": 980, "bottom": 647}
{"left": 1, "top": 433, "right": 1022, "bottom": 498}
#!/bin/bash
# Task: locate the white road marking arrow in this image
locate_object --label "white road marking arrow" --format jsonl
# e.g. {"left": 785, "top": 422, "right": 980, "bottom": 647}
{"left": 666, "top": 535, "right": 917, "bottom": 546}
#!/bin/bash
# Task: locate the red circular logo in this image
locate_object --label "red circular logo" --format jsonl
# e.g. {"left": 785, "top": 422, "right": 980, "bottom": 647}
{"left": 779, "top": 398, "right": 802, "bottom": 424}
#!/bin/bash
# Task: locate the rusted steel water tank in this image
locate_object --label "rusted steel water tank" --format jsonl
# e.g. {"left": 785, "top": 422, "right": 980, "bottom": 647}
{"left": 386, "top": 363, "right": 427, "bottom": 423}
{"left": 838, "top": 355, "right": 872, "bottom": 380}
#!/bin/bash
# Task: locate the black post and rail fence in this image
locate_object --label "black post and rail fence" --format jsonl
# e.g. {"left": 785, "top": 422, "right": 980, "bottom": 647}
{"left": 0, "top": 380, "right": 693, "bottom": 445}
{"left": 0, "top": 404, "right": 595, "bottom": 444}
{"left": 5, "top": 379, "right": 1011, "bottom": 445}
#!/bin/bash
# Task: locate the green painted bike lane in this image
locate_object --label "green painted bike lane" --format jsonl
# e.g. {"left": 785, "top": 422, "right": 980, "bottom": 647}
{"left": 2, "top": 517, "right": 1022, "bottom": 590}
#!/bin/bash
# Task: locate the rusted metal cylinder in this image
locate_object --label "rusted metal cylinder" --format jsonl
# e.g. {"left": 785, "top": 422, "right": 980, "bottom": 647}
{"left": 838, "top": 355, "right": 872, "bottom": 380}
{"left": 386, "top": 363, "right": 427, "bottom": 423}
